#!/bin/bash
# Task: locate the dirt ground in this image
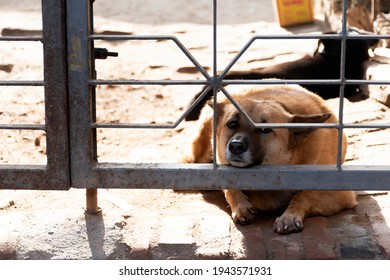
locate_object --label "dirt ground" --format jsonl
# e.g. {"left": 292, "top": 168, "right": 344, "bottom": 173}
{"left": 1, "top": 0, "right": 390, "bottom": 259}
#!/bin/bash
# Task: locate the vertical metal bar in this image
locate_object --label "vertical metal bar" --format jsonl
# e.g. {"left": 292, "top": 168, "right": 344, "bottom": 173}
{"left": 67, "top": 0, "right": 97, "bottom": 188}
{"left": 212, "top": 0, "right": 218, "bottom": 79}
{"left": 336, "top": 0, "right": 348, "bottom": 171}
{"left": 85, "top": 188, "right": 102, "bottom": 214}
{"left": 67, "top": 0, "right": 101, "bottom": 212}
{"left": 87, "top": 0, "right": 100, "bottom": 213}
{"left": 41, "top": 0, "right": 70, "bottom": 188}
{"left": 212, "top": 0, "right": 218, "bottom": 170}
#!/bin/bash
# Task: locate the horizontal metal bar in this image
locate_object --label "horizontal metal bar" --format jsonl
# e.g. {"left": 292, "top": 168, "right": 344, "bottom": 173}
{"left": 90, "top": 79, "right": 390, "bottom": 87}
{"left": 0, "top": 164, "right": 46, "bottom": 170}
{"left": 251, "top": 123, "right": 390, "bottom": 129}
{"left": 92, "top": 122, "right": 177, "bottom": 129}
{"left": 251, "top": 34, "right": 390, "bottom": 40}
{"left": 0, "top": 124, "right": 46, "bottom": 130}
{"left": 0, "top": 165, "right": 69, "bottom": 190}
{"left": 222, "top": 79, "right": 390, "bottom": 85}
{"left": 0, "top": 80, "right": 45, "bottom": 86}
{"left": 92, "top": 123, "right": 390, "bottom": 130}
{"left": 345, "top": 79, "right": 390, "bottom": 85}
{"left": 89, "top": 33, "right": 390, "bottom": 41}
{"left": 90, "top": 34, "right": 175, "bottom": 41}
{"left": 343, "top": 124, "right": 390, "bottom": 129}
{"left": 0, "top": 36, "right": 43, "bottom": 42}
{"left": 89, "top": 79, "right": 208, "bottom": 86}
{"left": 69, "top": 163, "right": 390, "bottom": 190}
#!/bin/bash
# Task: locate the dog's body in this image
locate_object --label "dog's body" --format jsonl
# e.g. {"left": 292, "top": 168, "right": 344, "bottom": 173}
{"left": 185, "top": 32, "right": 377, "bottom": 121}
{"left": 183, "top": 85, "right": 357, "bottom": 234}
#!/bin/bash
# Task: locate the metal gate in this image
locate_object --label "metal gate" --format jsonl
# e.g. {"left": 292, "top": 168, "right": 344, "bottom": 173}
{"left": 1, "top": 0, "right": 390, "bottom": 208}
{"left": 0, "top": 0, "right": 69, "bottom": 190}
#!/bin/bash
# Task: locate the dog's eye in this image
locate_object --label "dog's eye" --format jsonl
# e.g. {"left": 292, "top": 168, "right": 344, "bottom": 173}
{"left": 258, "top": 128, "right": 273, "bottom": 134}
{"left": 226, "top": 120, "right": 238, "bottom": 129}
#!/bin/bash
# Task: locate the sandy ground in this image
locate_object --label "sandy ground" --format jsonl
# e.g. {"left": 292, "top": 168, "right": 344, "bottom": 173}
{"left": 1, "top": 0, "right": 390, "bottom": 259}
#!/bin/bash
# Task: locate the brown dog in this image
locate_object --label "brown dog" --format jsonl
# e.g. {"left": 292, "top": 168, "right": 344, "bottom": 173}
{"left": 183, "top": 85, "right": 357, "bottom": 234}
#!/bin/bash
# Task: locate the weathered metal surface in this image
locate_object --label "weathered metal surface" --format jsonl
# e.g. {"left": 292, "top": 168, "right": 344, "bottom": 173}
{"left": 41, "top": 0, "right": 70, "bottom": 189}
{"left": 1, "top": 0, "right": 389, "bottom": 193}
{"left": 68, "top": 163, "right": 390, "bottom": 191}
{"left": 0, "top": 0, "right": 69, "bottom": 190}
{"left": 67, "top": 0, "right": 96, "bottom": 188}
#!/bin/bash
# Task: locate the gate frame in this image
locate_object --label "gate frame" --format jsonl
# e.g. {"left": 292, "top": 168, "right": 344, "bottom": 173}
{"left": 0, "top": 0, "right": 69, "bottom": 190}
{"left": 65, "top": 0, "right": 390, "bottom": 210}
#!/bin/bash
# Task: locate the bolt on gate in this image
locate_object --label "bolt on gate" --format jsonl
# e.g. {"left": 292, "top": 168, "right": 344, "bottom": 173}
{"left": 1, "top": 0, "right": 390, "bottom": 212}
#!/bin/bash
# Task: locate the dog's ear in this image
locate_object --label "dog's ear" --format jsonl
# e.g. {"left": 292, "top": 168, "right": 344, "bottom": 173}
{"left": 318, "top": 38, "right": 341, "bottom": 56}
{"left": 207, "top": 100, "right": 226, "bottom": 119}
{"left": 290, "top": 113, "right": 332, "bottom": 134}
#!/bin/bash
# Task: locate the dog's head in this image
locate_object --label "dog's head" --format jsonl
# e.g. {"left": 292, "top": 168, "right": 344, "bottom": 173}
{"left": 213, "top": 99, "right": 331, "bottom": 167}
{"left": 316, "top": 28, "right": 378, "bottom": 63}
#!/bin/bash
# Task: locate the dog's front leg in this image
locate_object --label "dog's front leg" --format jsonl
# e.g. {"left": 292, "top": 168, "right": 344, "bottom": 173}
{"left": 224, "top": 190, "right": 257, "bottom": 225}
{"left": 273, "top": 190, "right": 357, "bottom": 234}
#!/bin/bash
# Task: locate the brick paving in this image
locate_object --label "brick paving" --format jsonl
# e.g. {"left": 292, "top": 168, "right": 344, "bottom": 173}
{"left": 123, "top": 190, "right": 390, "bottom": 260}
{"left": 1, "top": 188, "right": 390, "bottom": 260}
{"left": 145, "top": 191, "right": 390, "bottom": 260}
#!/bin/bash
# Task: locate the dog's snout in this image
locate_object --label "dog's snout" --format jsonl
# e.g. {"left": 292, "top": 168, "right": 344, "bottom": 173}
{"left": 228, "top": 137, "right": 248, "bottom": 155}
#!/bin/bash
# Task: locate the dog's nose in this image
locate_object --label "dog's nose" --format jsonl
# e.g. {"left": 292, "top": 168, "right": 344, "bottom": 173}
{"left": 228, "top": 138, "right": 248, "bottom": 155}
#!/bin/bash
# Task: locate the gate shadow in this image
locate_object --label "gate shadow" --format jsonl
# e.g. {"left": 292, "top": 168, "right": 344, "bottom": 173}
{"left": 84, "top": 212, "right": 106, "bottom": 259}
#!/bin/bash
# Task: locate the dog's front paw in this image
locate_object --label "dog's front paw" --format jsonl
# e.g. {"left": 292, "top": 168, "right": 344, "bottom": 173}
{"left": 273, "top": 214, "right": 303, "bottom": 234}
{"left": 231, "top": 202, "right": 257, "bottom": 225}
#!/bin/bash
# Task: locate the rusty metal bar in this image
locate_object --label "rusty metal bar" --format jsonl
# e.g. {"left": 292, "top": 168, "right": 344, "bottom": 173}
{"left": 85, "top": 188, "right": 102, "bottom": 215}
{"left": 41, "top": 0, "right": 70, "bottom": 187}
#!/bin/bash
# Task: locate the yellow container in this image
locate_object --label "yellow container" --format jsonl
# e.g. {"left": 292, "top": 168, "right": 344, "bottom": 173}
{"left": 274, "top": 0, "right": 314, "bottom": 27}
